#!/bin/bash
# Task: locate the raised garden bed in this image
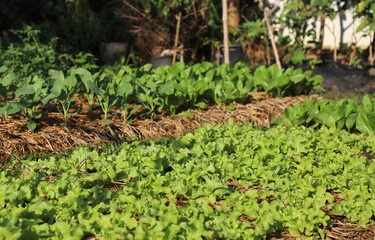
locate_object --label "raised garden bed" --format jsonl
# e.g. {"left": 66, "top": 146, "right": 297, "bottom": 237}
{"left": 0, "top": 92, "right": 319, "bottom": 162}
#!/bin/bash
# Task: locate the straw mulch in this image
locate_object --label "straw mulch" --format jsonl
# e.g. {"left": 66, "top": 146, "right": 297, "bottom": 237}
{"left": 1, "top": 92, "right": 319, "bottom": 162}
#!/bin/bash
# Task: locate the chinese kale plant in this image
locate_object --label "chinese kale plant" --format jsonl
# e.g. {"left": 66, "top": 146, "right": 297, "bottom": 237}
{"left": 253, "top": 64, "right": 322, "bottom": 97}
{"left": 272, "top": 94, "right": 375, "bottom": 135}
{"left": 42, "top": 69, "right": 80, "bottom": 123}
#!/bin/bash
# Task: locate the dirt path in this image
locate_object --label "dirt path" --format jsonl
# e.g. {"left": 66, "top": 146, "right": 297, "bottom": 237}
{"left": 313, "top": 61, "right": 375, "bottom": 94}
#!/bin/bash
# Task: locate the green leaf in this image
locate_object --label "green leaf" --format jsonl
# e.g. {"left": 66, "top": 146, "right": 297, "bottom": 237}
{"left": 195, "top": 102, "right": 207, "bottom": 109}
{"left": 271, "top": 116, "right": 294, "bottom": 127}
{"left": 310, "top": 75, "right": 323, "bottom": 86}
{"left": 128, "top": 105, "right": 142, "bottom": 116}
{"left": 86, "top": 79, "right": 101, "bottom": 95}
{"left": 204, "top": 69, "right": 215, "bottom": 82}
{"left": 126, "top": 216, "right": 138, "bottom": 230}
{"left": 346, "top": 113, "right": 357, "bottom": 130}
{"left": 314, "top": 111, "right": 336, "bottom": 129}
{"left": 118, "top": 82, "right": 133, "bottom": 97}
{"left": 2, "top": 102, "right": 25, "bottom": 114}
{"left": 356, "top": 113, "right": 373, "bottom": 134}
{"left": 103, "top": 119, "right": 111, "bottom": 125}
{"left": 0, "top": 65, "right": 7, "bottom": 73}
{"left": 2, "top": 73, "right": 17, "bottom": 86}
{"left": 159, "top": 81, "right": 174, "bottom": 94}
{"left": 178, "top": 111, "right": 194, "bottom": 119}
{"left": 290, "top": 74, "right": 306, "bottom": 83}
{"left": 51, "top": 80, "right": 64, "bottom": 96}
{"left": 356, "top": 19, "right": 370, "bottom": 33}
{"left": 141, "top": 63, "right": 153, "bottom": 72}
{"left": 15, "top": 88, "right": 34, "bottom": 99}
{"left": 291, "top": 50, "right": 306, "bottom": 65}
{"left": 65, "top": 75, "right": 77, "bottom": 89}
{"left": 49, "top": 69, "right": 65, "bottom": 82}
{"left": 362, "top": 94, "right": 372, "bottom": 106}
{"left": 284, "top": 108, "right": 297, "bottom": 120}
{"left": 226, "top": 105, "right": 236, "bottom": 111}
{"left": 27, "top": 122, "right": 37, "bottom": 131}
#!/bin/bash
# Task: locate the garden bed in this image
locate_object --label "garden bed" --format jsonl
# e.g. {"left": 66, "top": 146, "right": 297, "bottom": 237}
{"left": 0, "top": 92, "right": 320, "bottom": 162}
{"left": 2, "top": 121, "right": 374, "bottom": 239}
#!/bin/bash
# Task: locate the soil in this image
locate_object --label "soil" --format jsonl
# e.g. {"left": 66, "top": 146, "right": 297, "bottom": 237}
{"left": 312, "top": 61, "right": 375, "bottom": 99}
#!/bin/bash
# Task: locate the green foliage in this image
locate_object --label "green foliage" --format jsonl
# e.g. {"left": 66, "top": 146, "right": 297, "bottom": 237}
{"left": 13, "top": 75, "right": 47, "bottom": 130}
{"left": 0, "top": 66, "right": 17, "bottom": 106}
{"left": 280, "top": 0, "right": 318, "bottom": 50}
{"left": 0, "top": 63, "right": 322, "bottom": 122}
{"left": 355, "top": 0, "right": 375, "bottom": 34}
{"left": 42, "top": 70, "right": 79, "bottom": 123}
{"left": 0, "top": 68, "right": 47, "bottom": 130}
{"left": 278, "top": 0, "right": 348, "bottom": 64}
{"left": 0, "top": 26, "right": 98, "bottom": 79}
{"left": 290, "top": 48, "right": 307, "bottom": 65}
{"left": 272, "top": 94, "right": 375, "bottom": 135}
{"left": 1, "top": 122, "right": 375, "bottom": 238}
{"left": 253, "top": 64, "right": 322, "bottom": 97}
{"left": 232, "top": 19, "right": 267, "bottom": 44}
{"left": 135, "top": 0, "right": 196, "bottom": 19}
{"left": 70, "top": 68, "right": 100, "bottom": 112}
{"left": 95, "top": 73, "right": 120, "bottom": 121}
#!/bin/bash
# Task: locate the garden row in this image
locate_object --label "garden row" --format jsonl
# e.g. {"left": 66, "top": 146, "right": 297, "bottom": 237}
{"left": 273, "top": 94, "right": 375, "bottom": 135}
{"left": 1, "top": 121, "right": 374, "bottom": 239}
{"left": 0, "top": 62, "right": 322, "bottom": 130}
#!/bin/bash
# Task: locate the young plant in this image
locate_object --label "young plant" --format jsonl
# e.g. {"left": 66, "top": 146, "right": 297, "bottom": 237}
{"left": 116, "top": 79, "right": 140, "bottom": 123}
{"left": 42, "top": 69, "right": 79, "bottom": 123}
{"left": 85, "top": 72, "right": 120, "bottom": 124}
{"left": 0, "top": 66, "right": 17, "bottom": 106}
{"left": 14, "top": 75, "right": 47, "bottom": 130}
{"left": 71, "top": 68, "right": 101, "bottom": 112}
{"left": 136, "top": 78, "right": 163, "bottom": 119}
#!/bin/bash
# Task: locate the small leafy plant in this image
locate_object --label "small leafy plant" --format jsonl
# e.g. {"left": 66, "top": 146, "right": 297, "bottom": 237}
{"left": 272, "top": 94, "right": 375, "bottom": 135}
{"left": 42, "top": 69, "right": 79, "bottom": 123}
{"left": 14, "top": 75, "right": 47, "bottom": 130}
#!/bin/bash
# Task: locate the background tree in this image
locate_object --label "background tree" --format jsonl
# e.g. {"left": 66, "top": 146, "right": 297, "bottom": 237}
{"left": 354, "top": 0, "right": 375, "bottom": 65}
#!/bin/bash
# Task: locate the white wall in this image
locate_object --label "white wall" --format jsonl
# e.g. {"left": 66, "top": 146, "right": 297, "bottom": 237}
{"left": 267, "top": 0, "right": 373, "bottom": 49}
{"left": 322, "top": 10, "right": 372, "bottom": 49}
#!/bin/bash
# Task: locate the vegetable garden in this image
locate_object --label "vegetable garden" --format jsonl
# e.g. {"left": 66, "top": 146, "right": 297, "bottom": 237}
{"left": 1, "top": 61, "right": 375, "bottom": 239}
{"left": 1, "top": 0, "right": 375, "bottom": 239}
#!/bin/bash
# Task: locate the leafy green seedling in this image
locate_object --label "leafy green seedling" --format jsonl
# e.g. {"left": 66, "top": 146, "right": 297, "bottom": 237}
{"left": 42, "top": 69, "right": 79, "bottom": 123}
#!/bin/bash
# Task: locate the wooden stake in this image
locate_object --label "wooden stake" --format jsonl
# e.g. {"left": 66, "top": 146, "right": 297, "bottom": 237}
{"left": 172, "top": 12, "right": 182, "bottom": 65}
{"left": 264, "top": 6, "right": 282, "bottom": 69}
{"left": 222, "top": 0, "right": 230, "bottom": 65}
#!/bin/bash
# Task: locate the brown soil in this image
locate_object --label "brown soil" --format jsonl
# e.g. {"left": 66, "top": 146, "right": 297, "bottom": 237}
{"left": 0, "top": 92, "right": 320, "bottom": 162}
